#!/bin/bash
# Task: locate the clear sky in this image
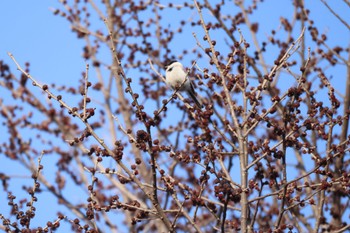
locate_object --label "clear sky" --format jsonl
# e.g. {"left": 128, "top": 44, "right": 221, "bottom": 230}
{"left": 2, "top": 1, "right": 88, "bottom": 84}
{"left": 0, "top": 1, "right": 349, "bottom": 232}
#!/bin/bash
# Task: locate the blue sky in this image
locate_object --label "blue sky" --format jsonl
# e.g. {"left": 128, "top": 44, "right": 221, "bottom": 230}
{"left": 1, "top": 1, "right": 88, "bottom": 91}
{"left": 1, "top": 1, "right": 348, "bottom": 90}
{"left": 1, "top": 0, "right": 349, "bottom": 232}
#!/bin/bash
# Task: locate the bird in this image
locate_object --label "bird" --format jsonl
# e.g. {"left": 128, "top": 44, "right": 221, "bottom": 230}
{"left": 164, "top": 60, "right": 203, "bottom": 108}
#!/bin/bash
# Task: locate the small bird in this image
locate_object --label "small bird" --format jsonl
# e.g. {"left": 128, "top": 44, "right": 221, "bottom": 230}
{"left": 165, "top": 61, "right": 203, "bottom": 108}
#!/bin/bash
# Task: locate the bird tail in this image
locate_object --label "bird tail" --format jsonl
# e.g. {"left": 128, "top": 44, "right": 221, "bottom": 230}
{"left": 188, "top": 90, "right": 203, "bottom": 108}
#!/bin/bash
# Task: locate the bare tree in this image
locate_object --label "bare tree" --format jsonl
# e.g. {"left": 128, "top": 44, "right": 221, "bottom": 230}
{"left": 1, "top": 0, "right": 349, "bottom": 232}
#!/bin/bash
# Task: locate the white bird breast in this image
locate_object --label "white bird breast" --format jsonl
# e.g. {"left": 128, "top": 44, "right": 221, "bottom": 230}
{"left": 166, "top": 66, "right": 190, "bottom": 91}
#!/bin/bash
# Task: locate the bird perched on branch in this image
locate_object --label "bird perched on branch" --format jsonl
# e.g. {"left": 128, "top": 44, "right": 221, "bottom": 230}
{"left": 165, "top": 60, "right": 203, "bottom": 108}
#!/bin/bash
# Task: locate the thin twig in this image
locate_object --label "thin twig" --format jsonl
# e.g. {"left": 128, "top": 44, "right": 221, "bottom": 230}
{"left": 320, "top": 0, "right": 350, "bottom": 30}
{"left": 83, "top": 63, "right": 89, "bottom": 120}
